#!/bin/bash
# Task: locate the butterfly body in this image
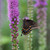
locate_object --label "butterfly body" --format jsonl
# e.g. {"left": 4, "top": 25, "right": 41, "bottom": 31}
{"left": 22, "top": 19, "right": 38, "bottom": 35}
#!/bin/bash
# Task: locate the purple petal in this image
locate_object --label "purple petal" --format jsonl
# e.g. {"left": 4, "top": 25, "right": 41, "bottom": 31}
{"left": 11, "top": 21, "right": 14, "bottom": 24}
{"left": 9, "top": 24, "right": 12, "bottom": 29}
{"left": 17, "top": 33, "right": 19, "bottom": 36}
{"left": 17, "top": 19, "right": 19, "bottom": 22}
{"left": 12, "top": 28, "right": 15, "bottom": 30}
{"left": 14, "top": 18, "right": 16, "bottom": 21}
{"left": 17, "top": 22, "right": 19, "bottom": 25}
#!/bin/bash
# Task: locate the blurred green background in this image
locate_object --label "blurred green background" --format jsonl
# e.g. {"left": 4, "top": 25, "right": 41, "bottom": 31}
{"left": 0, "top": 0, "right": 50, "bottom": 50}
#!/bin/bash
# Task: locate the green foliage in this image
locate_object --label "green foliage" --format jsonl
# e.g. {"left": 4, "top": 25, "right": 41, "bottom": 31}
{"left": 32, "top": 30, "right": 39, "bottom": 50}
{"left": 1, "top": 21, "right": 11, "bottom": 36}
{"left": 46, "top": 0, "right": 50, "bottom": 50}
{"left": 0, "top": 36, "right": 11, "bottom": 45}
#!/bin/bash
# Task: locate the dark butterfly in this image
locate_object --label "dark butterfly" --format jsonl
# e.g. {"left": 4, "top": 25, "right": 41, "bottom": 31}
{"left": 21, "top": 19, "right": 39, "bottom": 36}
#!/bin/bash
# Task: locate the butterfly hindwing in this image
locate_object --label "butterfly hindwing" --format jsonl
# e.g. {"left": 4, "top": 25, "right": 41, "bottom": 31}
{"left": 22, "top": 26, "right": 32, "bottom": 35}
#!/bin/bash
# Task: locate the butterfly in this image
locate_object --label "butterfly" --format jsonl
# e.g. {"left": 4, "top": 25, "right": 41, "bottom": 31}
{"left": 21, "top": 18, "right": 39, "bottom": 36}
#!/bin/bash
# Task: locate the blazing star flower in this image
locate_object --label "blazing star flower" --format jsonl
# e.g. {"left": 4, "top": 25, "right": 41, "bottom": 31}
{"left": 7, "top": 0, "right": 19, "bottom": 50}
{"left": 34, "top": 0, "right": 47, "bottom": 50}
{"left": 34, "top": 0, "right": 47, "bottom": 8}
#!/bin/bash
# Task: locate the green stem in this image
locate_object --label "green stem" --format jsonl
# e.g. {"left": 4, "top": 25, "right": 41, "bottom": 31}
{"left": 27, "top": 0, "right": 33, "bottom": 50}
{"left": 24, "top": 35, "right": 28, "bottom": 50}
{"left": 24, "top": 0, "right": 33, "bottom": 50}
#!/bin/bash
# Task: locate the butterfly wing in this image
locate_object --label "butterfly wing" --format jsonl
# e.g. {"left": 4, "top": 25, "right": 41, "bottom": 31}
{"left": 26, "top": 20, "right": 38, "bottom": 27}
{"left": 22, "top": 19, "right": 38, "bottom": 35}
{"left": 22, "top": 19, "right": 31, "bottom": 35}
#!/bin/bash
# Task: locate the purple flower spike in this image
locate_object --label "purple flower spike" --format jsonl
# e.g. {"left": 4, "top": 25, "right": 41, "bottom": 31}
{"left": 35, "top": 0, "right": 47, "bottom": 50}
{"left": 7, "top": 0, "right": 19, "bottom": 49}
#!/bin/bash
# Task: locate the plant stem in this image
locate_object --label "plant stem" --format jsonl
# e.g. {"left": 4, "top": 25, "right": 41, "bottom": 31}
{"left": 35, "top": 0, "right": 47, "bottom": 50}
{"left": 27, "top": 0, "right": 33, "bottom": 50}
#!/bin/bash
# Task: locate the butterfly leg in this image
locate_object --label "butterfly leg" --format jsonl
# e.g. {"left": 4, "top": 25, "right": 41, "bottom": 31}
{"left": 32, "top": 26, "right": 39, "bottom": 29}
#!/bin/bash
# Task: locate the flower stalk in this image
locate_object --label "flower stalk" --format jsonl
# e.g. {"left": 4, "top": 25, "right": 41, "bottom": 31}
{"left": 7, "top": 0, "right": 19, "bottom": 50}
{"left": 27, "top": 0, "right": 33, "bottom": 50}
{"left": 35, "top": 0, "right": 47, "bottom": 50}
